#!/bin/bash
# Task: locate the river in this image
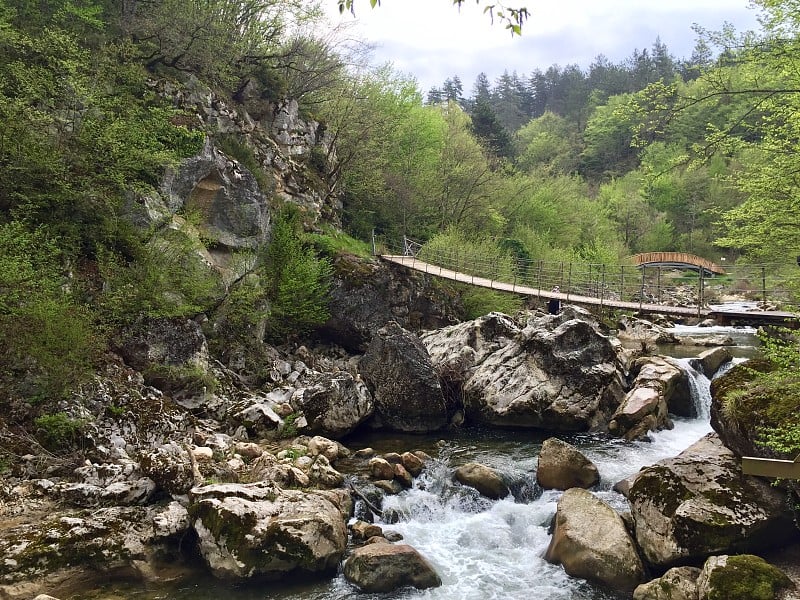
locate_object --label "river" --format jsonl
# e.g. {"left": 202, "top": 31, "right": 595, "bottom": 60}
{"left": 81, "top": 328, "right": 757, "bottom": 600}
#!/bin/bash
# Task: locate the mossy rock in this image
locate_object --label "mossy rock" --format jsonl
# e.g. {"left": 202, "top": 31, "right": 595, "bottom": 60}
{"left": 699, "top": 554, "right": 793, "bottom": 600}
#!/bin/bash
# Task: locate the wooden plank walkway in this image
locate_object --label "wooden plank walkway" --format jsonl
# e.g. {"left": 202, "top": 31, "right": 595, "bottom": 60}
{"left": 382, "top": 255, "right": 800, "bottom": 324}
{"left": 381, "top": 255, "right": 708, "bottom": 317}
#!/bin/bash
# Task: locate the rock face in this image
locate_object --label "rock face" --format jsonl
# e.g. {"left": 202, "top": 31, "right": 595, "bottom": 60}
{"left": 113, "top": 317, "right": 208, "bottom": 372}
{"left": 545, "top": 488, "right": 645, "bottom": 592}
{"left": 343, "top": 543, "right": 441, "bottom": 592}
{"left": 627, "top": 433, "right": 799, "bottom": 569}
{"left": 359, "top": 322, "right": 450, "bottom": 433}
{"left": 322, "top": 255, "right": 463, "bottom": 352}
{"left": 609, "top": 356, "right": 690, "bottom": 440}
{"left": 422, "top": 312, "right": 626, "bottom": 431}
{"left": 290, "top": 372, "right": 373, "bottom": 438}
{"left": 536, "top": 437, "right": 600, "bottom": 490}
{"left": 633, "top": 566, "right": 701, "bottom": 600}
{"left": 454, "top": 462, "right": 510, "bottom": 499}
{"left": 190, "top": 482, "right": 348, "bottom": 580}
{"left": 696, "top": 554, "right": 793, "bottom": 600}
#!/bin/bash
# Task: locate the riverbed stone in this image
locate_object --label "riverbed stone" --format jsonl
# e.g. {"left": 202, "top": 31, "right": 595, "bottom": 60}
{"left": 536, "top": 437, "right": 600, "bottom": 490}
{"left": 343, "top": 543, "right": 442, "bottom": 592}
{"left": 627, "top": 433, "right": 799, "bottom": 569}
{"left": 359, "top": 322, "right": 449, "bottom": 432}
{"left": 454, "top": 462, "right": 509, "bottom": 499}
{"left": 422, "top": 313, "right": 626, "bottom": 431}
{"left": 690, "top": 347, "right": 732, "bottom": 378}
{"left": 632, "top": 566, "right": 701, "bottom": 600}
{"left": 189, "top": 482, "right": 348, "bottom": 580}
{"left": 545, "top": 487, "right": 645, "bottom": 592}
{"left": 696, "top": 554, "right": 793, "bottom": 600}
{"left": 617, "top": 316, "right": 678, "bottom": 344}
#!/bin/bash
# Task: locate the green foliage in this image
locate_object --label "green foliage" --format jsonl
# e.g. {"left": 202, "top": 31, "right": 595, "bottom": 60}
{"left": 142, "top": 363, "right": 218, "bottom": 397}
{"left": 278, "top": 412, "right": 301, "bottom": 439}
{"left": 706, "top": 554, "right": 793, "bottom": 600}
{"left": 461, "top": 287, "right": 523, "bottom": 319}
{"left": 0, "top": 222, "right": 99, "bottom": 400}
{"left": 34, "top": 412, "right": 86, "bottom": 451}
{"left": 263, "top": 207, "right": 332, "bottom": 341}
{"left": 306, "top": 227, "right": 373, "bottom": 258}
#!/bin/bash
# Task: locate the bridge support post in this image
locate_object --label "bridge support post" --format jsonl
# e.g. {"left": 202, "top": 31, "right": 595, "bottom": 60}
{"left": 657, "top": 267, "right": 662, "bottom": 304}
{"left": 698, "top": 268, "right": 705, "bottom": 318}
{"left": 600, "top": 265, "right": 605, "bottom": 309}
{"left": 762, "top": 266, "right": 767, "bottom": 308}
{"left": 537, "top": 261, "right": 543, "bottom": 298}
{"left": 639, "top": 266, "right": 646, "bottom": 314}
{"left": 620, "top": 266, "right": 625, "bottom": 302}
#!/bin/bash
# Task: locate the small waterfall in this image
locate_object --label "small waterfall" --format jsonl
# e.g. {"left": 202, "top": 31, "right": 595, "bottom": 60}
{"left": 673, "top": 358, "right": 713, "bottom": 420}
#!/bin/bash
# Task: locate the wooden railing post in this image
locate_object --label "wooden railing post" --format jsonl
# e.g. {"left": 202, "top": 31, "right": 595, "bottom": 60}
{"left": 620, "top": 265, "right": 625, "bottom": 302}
{"left": 698, "top": 268, "right": 705, "bottom": 317}
{"left": 639, "top": 266, "right": 646, "bottom": 313}
{"left": 762, "top": 266, "right": 767, "bottom": 308}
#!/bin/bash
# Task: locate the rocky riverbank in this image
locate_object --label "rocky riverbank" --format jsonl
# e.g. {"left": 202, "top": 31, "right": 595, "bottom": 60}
{"left": 1, "top": 303, "right": 797, "bottom": 600}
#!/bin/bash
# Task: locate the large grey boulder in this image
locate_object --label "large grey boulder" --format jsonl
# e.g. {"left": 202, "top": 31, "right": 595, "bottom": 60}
{"left": 454, "top": 462, "right": 510, "bottom": 499}
{"left": 627, "top": 433, "right": 799, "bottom": 569}
{"left": 633, "top": 566, "right": 701, "bottom": 600}
{"left": 545, "top": 488, "right": 645, "bottom": 592}
{"left": 290, "top": 372, "right": 373, "bottom": 438}
{"left": 139, "top": 442, "right": 199, "bottom": 497}
{"left": 343, "top": 543, "right": 441, "bottom": 592}
{"left": 359, "top": 322, "right": 449, "bottom": 433}
{"left": 322, "top": 255, "right": 463, "bottom": 353}
{"left": 609, "top": 356, "right": 690, "bottom": 439}
{"left": 536, "top": 437, "right": 600, "bottom": 490}
{"left": 422, "top": 312, "right": 626, "bottom": 431}
{"left": 189, "top": 482, "right": 348, "bottom": 580}
{"left": 696, "top": 554, "right": 793, "bottom": 600}
{"left": 0, "top": 503, "right": 190, "bottom": 588}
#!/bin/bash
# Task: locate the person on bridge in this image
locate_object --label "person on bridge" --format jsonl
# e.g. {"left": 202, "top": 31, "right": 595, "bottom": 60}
{"left": 548, "top": 286, "right": 561, "bottom": 315}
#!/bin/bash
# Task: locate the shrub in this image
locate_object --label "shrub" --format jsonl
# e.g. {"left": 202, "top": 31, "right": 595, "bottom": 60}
{"left": 34, "top": 412, "right": 87, "bottom": 451}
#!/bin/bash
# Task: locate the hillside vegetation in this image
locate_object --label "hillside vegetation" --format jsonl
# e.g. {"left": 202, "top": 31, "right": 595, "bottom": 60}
{"left": 0, "top": 0, "right": 799, "bottom": 455}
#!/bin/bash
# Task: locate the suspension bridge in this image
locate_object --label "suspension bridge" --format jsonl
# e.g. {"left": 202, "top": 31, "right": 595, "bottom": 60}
{"left": 378, "top": 238, "right": 799, "bottom": 325}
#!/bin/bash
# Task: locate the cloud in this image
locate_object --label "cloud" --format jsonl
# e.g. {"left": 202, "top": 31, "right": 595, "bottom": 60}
{"left": 326, "top": 0, "right": 760, "bottom": 92}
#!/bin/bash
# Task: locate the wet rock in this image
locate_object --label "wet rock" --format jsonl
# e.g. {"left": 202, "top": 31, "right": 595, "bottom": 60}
{"left": 617, "top": 316, "right": 678, "bottom": 344}
{"left": 190, "top": 482, "right": 348, "bottom": 580}
{"left": 360, "top": 322, "right": 449, "bottom": 433}
{"left": 290, "top": 372, "right": 373, "bottom": 438}
{"left": 351, "top": 520, "right": 383, "bottom": 541}
{"left": 696, "top": 555, "right": 793, "bottom": 600}
{"left": 307, "top": 454, "right": 345, "bottom": 488}
{"left": 307, "top": 436, "right": 340, "bottom": 462}
{"left": 454, "top": 462, "right": 509, "bottom": 500}
{"left": 536, "top": 438, "right": 600, "bottom": 490}
{"left": 633, "top": 566, "right": 701, "bottom": 600}
{"left": 401, "top": 452, "right": 425, "bottom": 477}
{"left": 628, "top": 433, "right": 799, "bottom": 569}
{"left": 393, "top": 463, "right": 413, "bottom": 488}
{"left": 610, "top": 356, "right": 690, "bottom": 439}
{"left": 343, "top": 543, "right": 442, "bottom": 592}
{"left": 545, "top": 488, "right": 645, "bottom": 593}
{"left": 690, "top": 347, "right": 732, "bottom": 378}
{"left": 423, "top": 313, "right": 626, "bottom": 431}
{"left": 369, "top": 457, "right": 395, "bottom": 480}
{"left": 676, "top": 334, "right": 734, "bottom": 347}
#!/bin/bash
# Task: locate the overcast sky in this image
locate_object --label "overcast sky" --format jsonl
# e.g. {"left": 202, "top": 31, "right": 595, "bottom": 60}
{"left": 325, "top": 0, "right": 762, "bottom": 94}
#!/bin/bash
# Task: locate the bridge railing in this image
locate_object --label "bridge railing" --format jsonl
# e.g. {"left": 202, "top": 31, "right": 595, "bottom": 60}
{"left": 379, "top": 236, "right": 797, "bottom": 311}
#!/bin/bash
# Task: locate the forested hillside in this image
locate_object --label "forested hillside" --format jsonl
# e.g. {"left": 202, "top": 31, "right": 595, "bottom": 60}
{"left": 0, "top": 0, "right": 798, "bottom": 413}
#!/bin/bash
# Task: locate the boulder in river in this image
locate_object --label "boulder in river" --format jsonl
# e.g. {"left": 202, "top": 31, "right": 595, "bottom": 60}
{"left": 359, "top": 322, "right": 450, "bottom": 432}
{"left": 627, "top": 433, "right": 799, "bottom": 569}
{"left": 189, "top": 482, "right": 349, "bottom": 580}
{"left": 690, "top": 346, "right": 732, "bottom": 378}
{"left": 343, "top": 543, "right": 442, "bottom": 592}
{"left": 289, "top": 371, "right": 373, "bottom": 438}
{"left": 536, "top": 437, "right": 599, "bottom": 490}
{"left": 454, "top": 462, "right": 509, "bottom": 499}
{"left": 422, "top": 312, "right": 626, "bottom": 431}
{"left": 545, "top": 487, "right": 645, "bottom": 592}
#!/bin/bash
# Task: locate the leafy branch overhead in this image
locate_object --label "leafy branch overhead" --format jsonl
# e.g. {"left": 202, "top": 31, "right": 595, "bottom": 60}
{"left": 337, "top": 0, "right": 529, "bottom": 35}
